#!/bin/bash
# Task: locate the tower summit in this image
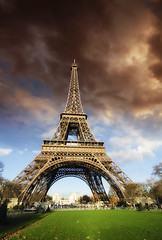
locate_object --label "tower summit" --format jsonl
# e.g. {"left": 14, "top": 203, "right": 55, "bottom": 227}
{"left": 13, "top": 62, "right": 133, "bottom": 205}
{"left": 65, "top": 60, "right": 84, "bottom": 114}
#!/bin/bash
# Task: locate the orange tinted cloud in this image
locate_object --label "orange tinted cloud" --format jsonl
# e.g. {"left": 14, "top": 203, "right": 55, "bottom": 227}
{"left": 0, "top": 0, "right": 162, "bottom": 128}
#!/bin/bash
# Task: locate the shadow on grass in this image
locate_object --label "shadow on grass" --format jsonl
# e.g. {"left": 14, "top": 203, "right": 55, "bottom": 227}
{"left": 0, "top": 212, "right": 51, "bottom": 239}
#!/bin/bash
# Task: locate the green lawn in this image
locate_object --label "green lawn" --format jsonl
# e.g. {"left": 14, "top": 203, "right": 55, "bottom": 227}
{"left": 0, "top": 213, "right": 50, "bottom": 239}
{"left": 3, "top": 210, "right": 162, "bottom": 240}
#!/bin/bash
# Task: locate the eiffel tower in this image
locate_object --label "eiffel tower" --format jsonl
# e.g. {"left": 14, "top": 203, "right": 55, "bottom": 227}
{"left": 13, "top": 61, "right": 133, "bottom": 205}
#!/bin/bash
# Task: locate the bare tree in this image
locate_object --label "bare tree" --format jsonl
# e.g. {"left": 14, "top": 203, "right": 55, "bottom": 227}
{"left": 149, "top": 163, "right": 162, "bottom": 206}
{"left": 147, "top": 178, "right": 162, "bottom": 206}
{"left": 125, "top": 183, "right": 140, "bottom": 207}
{"left": 0, "top": 162, "right": 3, "bottom": 177}
{"left": 0, "top": 178, "right": 22, "bottom": 201}
{"left": 152, "top": 163, "right": 162, "bottom": 178}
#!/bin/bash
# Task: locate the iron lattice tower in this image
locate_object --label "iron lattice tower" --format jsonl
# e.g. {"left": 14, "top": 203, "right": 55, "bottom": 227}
{"left": 13, "top": 61, "right": 133, "bottom": 205}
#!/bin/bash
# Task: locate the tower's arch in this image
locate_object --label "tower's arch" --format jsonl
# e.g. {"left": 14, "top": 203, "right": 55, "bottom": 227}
{"left": 17, "top": 156, "right": 129, "bottom": 205}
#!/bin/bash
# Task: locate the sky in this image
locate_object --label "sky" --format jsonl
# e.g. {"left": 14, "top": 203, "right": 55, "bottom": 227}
{"left": 0, "top": 0, "right": 162, "bottom": 197}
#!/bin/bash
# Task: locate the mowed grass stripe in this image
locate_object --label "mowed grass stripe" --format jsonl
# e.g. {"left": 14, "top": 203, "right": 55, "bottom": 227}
{"left": 10, "top": 210, "right": 162, "bottom": 240}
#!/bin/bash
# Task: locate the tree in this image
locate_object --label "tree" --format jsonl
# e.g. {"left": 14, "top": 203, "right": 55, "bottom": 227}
{"left": 152, "top": 163, "right": 162, "bottom": 178}
{"left": 0, "top": 166, "right": 22, "bottom": 224}
{"left": 44, "top": 195, "right": 52, "bottom": 202}
{"left": 0, "top": 165, "right": 8, "bottom": 225}
{"left": 149, "top": 163, "right": 162, "bottom": 206}
{"left": 0, "top": 161, "right": 4, "bottom": 200}
{"left": 0, "top": 162, "right": 3, "bottom": 177}
{"left": 0, "top": 199, "right": 8, "bottom": 225}
{"left": 125, "top": 183, "right": 140, "bottom": 207}
{"left": 110, "top": 198, "right": 117, "bottom": 205}
{"left": 0, "top": 177, "right": 22, "bottom": 201}
{"left": 108, "top": 188, "right": 118, "bottom": 205}
{"left": 79, "top": 195, "right": 91, "bottom": 204}
{"left": 148, "top": 179, "right": 162, "bottom": 206}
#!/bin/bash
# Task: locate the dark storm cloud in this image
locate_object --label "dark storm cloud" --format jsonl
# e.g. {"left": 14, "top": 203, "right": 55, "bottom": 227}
{"left": 0, "top": 0, "right": 162, "bottom": 126}
{"left": 147, "top": 0, "right": 162, "bottom": 81}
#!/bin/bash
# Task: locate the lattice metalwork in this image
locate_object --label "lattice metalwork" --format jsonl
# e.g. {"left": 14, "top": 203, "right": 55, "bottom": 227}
{"left": 13, "top": 61, "right": 133, "bottom": 205}
{"left": 65, "top": 60, "right": 84, "bottom": 114}
{"left": 52, "top": 115, "right": 96, "bottom": 141}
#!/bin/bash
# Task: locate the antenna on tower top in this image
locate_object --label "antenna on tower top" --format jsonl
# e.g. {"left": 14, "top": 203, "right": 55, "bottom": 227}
{"left": 74, "top": 59, "right": 76, "bottom": 64}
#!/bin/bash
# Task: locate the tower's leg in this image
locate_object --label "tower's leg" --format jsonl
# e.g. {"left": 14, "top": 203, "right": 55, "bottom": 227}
{"left": 86, "top": 170, "right": 109, "bottom": 202}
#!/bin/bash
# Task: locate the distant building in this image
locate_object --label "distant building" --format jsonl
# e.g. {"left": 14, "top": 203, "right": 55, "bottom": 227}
{"left": 69, "top": 192, "right": 79, "bottom": 204}
{"left": 52, "top": 193, "right": 62, "bottom": 204}
{"left": 52, "top": 192, "right": 80, "bottom": 205}
{"left": 60, "top": 199, "right": 70, "bottom": 205}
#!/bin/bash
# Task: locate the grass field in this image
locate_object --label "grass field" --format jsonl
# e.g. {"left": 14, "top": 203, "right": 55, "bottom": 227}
{"left": 0, "top": 213, "right": 50, "bottom": 239}
{"left": 2, "top": 210, "right": 162, "bottom": 240}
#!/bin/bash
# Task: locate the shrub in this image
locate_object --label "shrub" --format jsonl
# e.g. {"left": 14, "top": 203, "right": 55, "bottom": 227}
{"left": 136, "top": 202, "right": 144, "bottom": 211}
